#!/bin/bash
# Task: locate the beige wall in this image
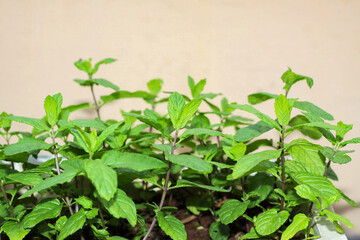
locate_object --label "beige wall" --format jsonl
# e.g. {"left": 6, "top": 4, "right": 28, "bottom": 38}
{"left": 1, "top": 0, "right": 360, "bottom": 236}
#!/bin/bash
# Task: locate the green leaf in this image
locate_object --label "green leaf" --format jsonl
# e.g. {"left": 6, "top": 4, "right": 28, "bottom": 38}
{"left": 275, "top": 94, "right": 294, "bottom": 126}
{"left": 286, "top": 139, "right": 325, "bottom": 176}
{"left": 44, "top": 95, "right": 59, "bottom": 127}
{"left": 19, "top": 170, "right": 79, "bottom": 199}
{"left": 157, "top": 211, "right": 186, "bottom": 240}
{"left": 95, "top": 122, "right": 122, "bottom": 151}
{"left": 336, "top": 121, "right": 353, "bottom": 142}
{"left": 4, "top": 138, "right": 54, "bottom": 156}
{"left": 231, "top": 104, "right": 281, "bottom": 131}
{"left": 168, "top": 92, "right": 186, "bottom": 129}
{"left": 0, "top": 112, "right": 12, "bottom": 131}
{"left": 85, "top": 159, "right": 117, "bottom": 201}
{"left": 92, "top": 58, "right": 116, "bottom": 75}
{"left": 185, "top": 196, "right": 212, "bottom": 215}
{"left": 180, "top": 128, "right": 224, "bottom": 142}
{"left": 293, "top": 101, "right": 333, "bottom": 121}
{"left": 291, "top": 172, "right": 341, "bottom": 209}
{"left": 209, "top": 222, "right": 230, "bottom": 240}
{"left": 281, "top": 213, "right": 309, "bottom": 240}
{"left": 239, "top": 227, "right": 261, "bottom": 239}
{"left": 322, "top": 209, "right": 354, "bottom": 228}
{"left": 91, "top": 78, "right": 119, "bottom": 91}
{"left": 55, "top": 216, "right": 68, "bottom": 231}
{"left": 248, "top": 92, "right": 278, "bottom": 105}
{"left": 7, "top": 172, "right": 43, "bottom": 186}
{"left": 223, "top": 142, "right": 246, "bottom": 161}
{"left": 281, "top": 68, "right": 313, "bottom": 94}
{"left": 57, "top": 208, "right": 86, "bottom": 240}
{"left": 340, "top": 137, "right": 360, "bottom": 147}
{"left": 4, "top": 116, "right": 49, "bottom": 131}
{"left": 235, "top": 121, "right": 273, "bottom": 142}
{"left": 228, "top": 150, "right": 282, "bottom": 180}
{"left": 191, "top": 79, "right": 206, "bottom": 98}
{"left": 170, "top": 179, "right": 230, "bottom": 192}
{"left": 72, "top": 119, "right": 107, "bottom": 130}
{"left": 338, "top": 189, "right": 359, "bottom": 208}
{"left": 2, "top": 221, "right": 30, "bottom": 240}
{"left": 176, "top": 98, "right": 202, "bottom": 130}
{"left": 255, "top": 209, "right": 289, "bottom": 236}
{"left": 100, "top": 189, "right": 137, "bottom": 227}
{"left": 147, "top": 79, "right": 164, "bottom": 96}
{"left": 22, "top": 198, "right": 62, "bottom": 228}
{"left": 295, "top": 184, "right": 321, "bottom": 209}
{"left": 74, "top": 58, "right": 92, "bottom": 75}
{"left": 100, "top": 90, "right": 155, "bottom": 104}
{"left": 165, "top": 153, "right": 212, "bottom": 173}
{"left": 102, "top": 151, "right": 167, "bottom": 171}
{"left": 75, "top": 196, "right": 93, "bottom": 209}
{"left": 217, "top": 199, "right": 249, "bottom": 224}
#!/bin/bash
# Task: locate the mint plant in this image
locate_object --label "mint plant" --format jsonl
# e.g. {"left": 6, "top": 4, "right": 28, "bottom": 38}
{"left": 0, "top": 60, "right": 358, "bottom": 240}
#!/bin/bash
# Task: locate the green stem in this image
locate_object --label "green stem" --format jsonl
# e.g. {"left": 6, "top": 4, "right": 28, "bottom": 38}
{"left": 280, "top": 128, "right": 286, "bottom": 211}
{"left": 90, "top": 84, "right": 101, "bottom": 119}
{"left": 0, "top": 179, "right": 16, "bottom": 218}
{"left": 143, "top": 131, "right": 178, "bottom": 240}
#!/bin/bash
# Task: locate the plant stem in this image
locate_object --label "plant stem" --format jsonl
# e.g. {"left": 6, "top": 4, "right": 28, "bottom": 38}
{"left": 279, "top": 128, "right": 286, "bottom": 211}
{"left": 143, "top": 131, "right": 178, "bottom": 240}
{"left": 90, "top": 84, "right": 101, "bottom": 119}
{"left": 0, "top": 179, "right": 16, "bottom": 218}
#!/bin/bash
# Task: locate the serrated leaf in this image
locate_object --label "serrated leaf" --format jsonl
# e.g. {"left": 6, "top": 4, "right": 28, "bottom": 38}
{"left": 4, "top": 138, "right": 54, "bottom": 156}
{"left": 75, "top": 196, "right": 93, "bottom": 209}
{"left": 157, "top": 211, "right": 186, "bottom": 240}
{"left": 192, "top": 79, "right": 206, "bottom": 98}
{"left": 235, "top": 121, "right": 273, "bottom": 142}
{"left": 228, "top": 150, "right": 282, "bottom": 180}
{"left": 100, "top": 189, "right": 137, "bottom": 227}
{"left": 85, "top": 159, "right": 117, "bottom": 201}
{"left": 147, "top": 79, "right": 164, "bottom": 96}
{"left": 286, "top": 139, "right": 325, "bottom": 176}
{"left": 19, "top": 170, "right": 78, "bottom": 199}
{"left": 176, "top": 98, "right": 202, "bottom": 129}
{"left": 95, "top": 122, "right": 122, "bottom": 151}
{"left": 295, "top": 184, "right": 321, "bottom": 209}
{"left": 180, "top": 128, "right": 224, "bottom": 142}
{"left": 22, "top": 198, "right": 62, "bottom": 228}
{"left": 293, "top": 101, "right": 333, "bottom": 121}
{"left": 57, "top": 208, "right": 86, "bottom": 240}
{"left": 170, "top": 179, "right": 230, "bottom": 192}
{"left": 231, "top": 104, "right": 281, "bottom": 131}
{"left": 339, "top": 137, "right": 360, "bottom": 147}
{"left": 165, "top": 153, "right": 212, "bottom": 173}
{"left": 3, "top": 116, "right": 49, "bottom": 131}
{"left": 102, "top": 151, "right": 167, "bottom": 171}
{"left": 7, "top": 172, "right": 43, "bottom": 186}
{"left": 44, "top": 95, "right": 59, "bottom": 127}
{"left": 168, "top": 92, "right": 186, "bottom": 129}
{"left": 281, "top": 213, "right": 309, "bottom": 240}
{"left": 274, "top": 94, "right": 293, "bottom": 126}
{"left": 255, "top": 209, "right": 289, "bottom": 236}
{"left": 209, "top": 222, "right": 230, "bottom": 240}
{"left": 223, "top": 142, "right": 246, "bottom": 161}
{"left": 217, "top": 199, "right": 249, "bottom": 224}
{"left": 2, "top": 221, "right": 30, "bottom": 240}
{"left": 291, "top": 172, "right": 341, "bottom": 209}
{"left": 248, "top": 92, "right": 278, "bottom": 105}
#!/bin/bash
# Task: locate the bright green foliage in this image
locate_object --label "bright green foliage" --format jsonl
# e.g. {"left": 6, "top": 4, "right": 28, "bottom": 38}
{"left": 2, "top": 221, "right": 30, "bottom": 240}
{"left": 223, "top": 142, "right": 246, "bottom": 161}
{"left": 235, "top": 121, "right": 273, "bottom": 142}
{"left": 322, "top": 209, "right": 354, "bottom": 229}
{"left": 165, "top": 153, "right": 212, "bottom": 173}
{"left": 248, "top": 92, "right": 278, "bottom": 105}
{"left": 188, "top": 76, "right": 206, "bottom": 98}
{"left": 217, "top": 199, "right": 249, "bottom": 224}
{"left": 179, "top": 128, "right": 224, "bottom": 142}
{"left": 57, "top": 208, "right": 86, "bottom": 240}
{"left": 7, "top": 172, "right": 43, "bottom": 186}
{"left": 170, "top": 179, "right": 230, "bottom": 192}
{"left": 85, "top": 159, "right": 117, "bottom": 201}
{"left": 274, "top": 94, "right": 293, "bottom": 126}
{"left": 4, "top": 138, "right": 54, "bottom": 156}
{"left": 3, "top": 115, "right": 49, "bottom": 131}
{"left": 281, "top": 213, "right": 309, "bottom": 240}
{"left": 22, "top": 198, "right": 63, "bottom": 228}
{"left": 281, "top": 67, "right": 313, "bottom": 94}
{"left": 255, "top": 209, "right": 289, "bottom": 236}
{"left": 157, "top": 211, "right": 187, "bottom": 240}
{"left": 147, "top": 79, "right": 164, "bottom": 96}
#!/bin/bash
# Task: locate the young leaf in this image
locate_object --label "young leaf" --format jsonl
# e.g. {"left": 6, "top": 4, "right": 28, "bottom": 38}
{"left": 191, "top": 79, "right": 206, "bottom": 98}
{"left": 3, "top": 116, "right": 49, "bottom": 131}
{"left": 22, "top": 198, "right": 63, "bottom": 228}
{"left": 2, "top": 221, "right": 30, "bottom": 240}
{"left": 85, "top": 159, "right": 117, "bottom": 201}
{"left": 281, "top": 68, "right": 313, "bottom": 94}
{"left": 235, "top": 121, "right": 273, "bottom": 142}
{"left": 286, "top": 139, "right": 325, "bottom": 176}
{"left": 94, "top": 122, "right": 122, "bottom": 151}
{"left": 147, "top": 79, "right": 164, "bottom": 96}
{"left": 228, "top": 149, "right": 282, "bottom": 180}
{"left": 165, "top": 153, "right": 212, "bottom": 173}
{"left": 75, "top": 196, "right": 93, "bottom": 209}
{"left": 274, "top": 94, "right": 293, "bottom": 126}
{"left": 209, "top": 222, "right": 230, "bottom": 240}
{"left": 254, "top": 209, "right": 289, "bottom": 236}
{"left": 0, "top": 112, "right": 12, "bottom": 131}
{"left": 92, "top": 58, "right": 116, "bottom": 75}
{"left": 231, "top": 104, "right": 281, "bottom": 131}
{"left": 100, "top": 189, "right": 137, "bottom": 227}
{"left": 281, "top": 213, "right": 309, "bottom": 240}
{"left": 157, "top": 211, "right": 187, "bottom": 240}
{"left": 217, "top": 199, "right": 250, "bottom": 224}
{"left": 4, "top": 138, "right": 54, "bottom": 156}
{"left": 336, "top": 121, "right": 353, "bottom": 142}
{"left": 248, "top": 92, "right": 278, "bottom": 105}
{"left": 293, "top": 101, "right": 333, "bottom": 121}
{"left": 322, "top": 209, "right": 354, "bottom": 228}
{"left": 74, "top": 58, "right": 92, "bottom": 75}
{"left": 44, "top": 95, "right": 59, "bottom": 127}
{"left": 91, "top": 78, "right": 120, "bottom": 91}
{"left": 340, "top": 137, "right": 360, "bottom": 147}
{"left": 223, "top": 142, "right": 246, "bottom": 161}
{"left": 100, "top": 90, "right": 155, "bottom": 104}
{"left": 101, "top": 151, "right": 167, "bottom": 171}
{"left": 57, "top": 208, "right": 86, "bottom": 240}
{"left": 168, "top": 92, "right": 186, "bottom": 129}
{"left": 19, "top": 170, "right": 79, "bottom": 199}
{"left": 176, "top": 98, "right": 202, "bottom": 130}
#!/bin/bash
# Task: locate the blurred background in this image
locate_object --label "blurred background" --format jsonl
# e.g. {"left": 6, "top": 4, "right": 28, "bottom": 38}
{"left": 0, "top": 0, "right": 359, "bottom": 238}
